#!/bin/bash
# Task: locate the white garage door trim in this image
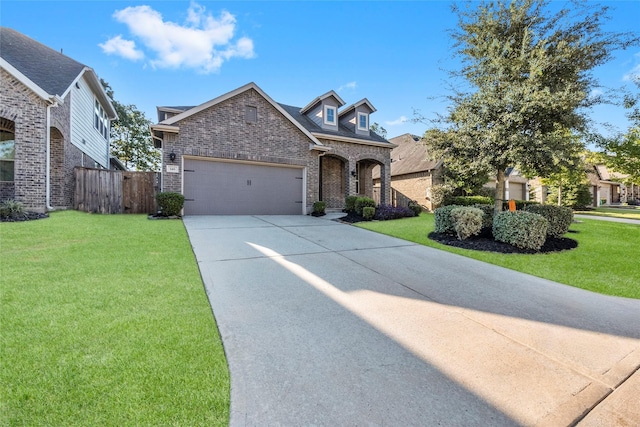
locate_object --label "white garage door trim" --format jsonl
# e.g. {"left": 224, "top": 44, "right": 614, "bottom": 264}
{"left": 181, "top": 156, "right": 306, "bottom": 215}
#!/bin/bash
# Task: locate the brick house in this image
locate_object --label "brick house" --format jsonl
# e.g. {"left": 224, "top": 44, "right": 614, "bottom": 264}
{"left": 372, "top": 133, "right": 443, "bottom": 211}
{"left": 150, "top": 82, "right": 394, "bottom": 215}
{"left": 0, "top": 27, "right": 116, "bottom": 212}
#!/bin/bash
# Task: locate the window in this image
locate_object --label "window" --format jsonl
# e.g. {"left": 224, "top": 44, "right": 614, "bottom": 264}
{"left": 94, "top": 99, "right": 109, "bottom": 139}
{"left": 245, "top": 105, "right": 257, "bottom": 123}
{"left": 324, "top": 105, "right": 336, "bottom": 125}
{"left": 0, "top": 129, "right": 15, "bottom": 182}
{"left": 357, "top": 112, "right": 368, "bottom": 131}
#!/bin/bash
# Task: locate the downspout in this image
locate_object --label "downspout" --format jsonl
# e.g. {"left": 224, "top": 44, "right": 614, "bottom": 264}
{"left": 149, "top": 126, "right": 164, "bottom": 191}
{"left": 45, "top": 96, "right": 62, "bottom": 211}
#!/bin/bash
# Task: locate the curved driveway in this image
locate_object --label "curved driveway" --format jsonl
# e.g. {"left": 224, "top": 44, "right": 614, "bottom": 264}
{"left": 184, "top": 215, "right": 640, "bottom": 426}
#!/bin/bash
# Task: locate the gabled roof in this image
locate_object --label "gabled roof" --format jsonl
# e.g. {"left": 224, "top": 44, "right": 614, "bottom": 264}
{"left": 299, "top": 90, "right": 346, "bottom": 115}
{"left": 279, "top": 103, "right": 391, "bottom": 147}
{"left": 381, "top": 133, "right": 441, "bottom": 177}
{"left": 339, "top": 98, "right": 377, "bottom": 117}
{"left": 0, "top": 27, "right": 116, "bottom": 118}
{"left": 155, "top": 82, "right": 328, "bottom": 150}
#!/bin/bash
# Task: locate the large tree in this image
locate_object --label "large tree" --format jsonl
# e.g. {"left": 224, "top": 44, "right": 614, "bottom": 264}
{"left": 427, "top": 0, "right": 636, "bottom": 212}
{"left": 101, "top": 80, "right": 160, "bottom": 171}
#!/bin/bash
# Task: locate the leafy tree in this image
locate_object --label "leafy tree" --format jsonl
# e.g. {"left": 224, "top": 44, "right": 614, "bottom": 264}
{"left": 540, "top": 153, "right": 592, "bottom": 208}
{"left": 370, "top": 122, "right": 388, "bottom": 139}
{"left": 101, "top": 79, "right": 160, "bottom": 171}
{"left": 426, "top": 0, "right": 636, "bottom": 213}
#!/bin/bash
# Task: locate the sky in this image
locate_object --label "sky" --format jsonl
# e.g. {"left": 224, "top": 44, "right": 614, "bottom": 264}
{"left": 2, "top": 0, "right": 639, "bottom": 139}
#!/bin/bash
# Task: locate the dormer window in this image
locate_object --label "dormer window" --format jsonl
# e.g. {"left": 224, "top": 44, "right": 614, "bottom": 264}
{"left": 324, "top": 105, "right": 337, "bottom": 126}
{"left": 357, "top": 112, "right": 368, "bottom": 131}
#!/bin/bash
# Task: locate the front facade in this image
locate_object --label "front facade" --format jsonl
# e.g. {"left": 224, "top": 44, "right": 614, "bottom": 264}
{"left": 0, "top": 27, "right": 116, "bottom": 212}
{"left": 151, "top": 83, "right": 393, "bottom": 215}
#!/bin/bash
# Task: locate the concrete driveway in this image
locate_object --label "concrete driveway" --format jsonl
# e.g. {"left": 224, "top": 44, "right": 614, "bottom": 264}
{"left": 183, "top": 215, "right": 640, "bottom": 426}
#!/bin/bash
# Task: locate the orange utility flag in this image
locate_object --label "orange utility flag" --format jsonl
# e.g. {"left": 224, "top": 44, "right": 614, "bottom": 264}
{"left": 508, "top": 200, "right": 516, "bottom": 212}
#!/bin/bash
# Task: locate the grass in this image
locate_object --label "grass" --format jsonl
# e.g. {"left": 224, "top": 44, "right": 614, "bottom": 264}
{"left": 575, "top": 206, "right": 640, "bottom": 221}
{"left": 356, "top": 213, "right": 640, "bottom": 299}
{"left": 0, "top": 211, "right": 229, "bottom": 426}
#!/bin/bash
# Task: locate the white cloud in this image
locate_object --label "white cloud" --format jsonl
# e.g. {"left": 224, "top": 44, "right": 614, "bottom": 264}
{"left": 623, "top": 64, "right": 640, "bottom": 82}
{"left": 103, "top": 2, "right": 254, "bottom": 73}
{"left": 337, "top": 81, "right": 357, "bottom": 92}
{"left": 99, "top": 35, "right": 144, "bottom": 60}
{"left": 385, "top": 116, "right": 407, "bottom": 126}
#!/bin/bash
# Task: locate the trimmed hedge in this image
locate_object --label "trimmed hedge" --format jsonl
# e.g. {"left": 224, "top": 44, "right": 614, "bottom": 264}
{"left": 444, "top": 196, "right": 493, "bottom": 206}
{"left": 450, "top": 207, "right": 483, "bottom": 240}
{"left": 156, "top": 192, "right": 185, "bottom": 216}
{"left": 374, "top": 204, "right": 415, "bottom": 221}
{"left": 493, "top": 211, "right": 548, "bottom": 251}
{"left": 434, "top": 205, "right": 462, "bottom": 234}
{"left": 345, "top": 195, "right": 358, "bottom": 213}
{"left": 473, "top": 203, "right": 495, "bottom": 230}
{"left": 362, "top": 206, "right": 376, "bottom": 220}
{"left": 524, "top": 204, "right": 573, "bottom": 238}
{"left": 312, "top": 201, "right": 326, "bottom": 216}
{"left": 354, "top": 196, "right": 376, "bottom": 215}
{"left": 502, "top": 200, "right": 539, "bottom": 210}
{"left": 407, "top": 200, "right": 423, "bottom": 216}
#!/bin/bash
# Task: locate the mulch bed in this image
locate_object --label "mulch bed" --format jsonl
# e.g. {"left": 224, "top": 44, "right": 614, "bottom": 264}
{"left": 428, "top": 232, "right": 578, "bottom": 254}
{"left": 0, "top": 212, "right": 49, "bottom": 222}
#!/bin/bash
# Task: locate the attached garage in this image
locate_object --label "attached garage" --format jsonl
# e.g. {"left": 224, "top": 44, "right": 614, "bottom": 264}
{"left": 183, "top": 158, "right": 305, "bottom": 215}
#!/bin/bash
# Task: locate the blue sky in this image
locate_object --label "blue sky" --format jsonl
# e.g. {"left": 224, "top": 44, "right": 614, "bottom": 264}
{"left": 3, "top": 0, "right": 639, "bottom": 139}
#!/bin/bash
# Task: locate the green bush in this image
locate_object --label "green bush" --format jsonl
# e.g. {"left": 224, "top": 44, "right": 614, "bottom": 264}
{"left": 450, "top": 207, "right": 483, "bottom": 240}
{"left": 345, "top": 196, "right": 358, "bottom": 213}
{"left": 444, "top": 196, "right": 493, "bottom": 206}
{"left": 501, "top": 200, "right": 539, "bottom": 210}
{"left": 493, "top": 211, "right": 548, "bottom": 251}
{"left": 156, "top": 192, "right": 185, "bottom": 216}
{"left": 312, "top": 201, "right": 326, "bottom": 214}
{"left": 524, "top": 204, "right": 573, "bottom": 238}
{"left": 475, "top": 186, "right": 496, "bottom": 199}
{"left": 354, "top": 196, "right": 376, "bottom": 215}
{"left": 362, "top": 206, "right": 376, "bottom": 220}
{"left": 0, "top": 199, "right": 26, "bottom": 220}
{"left": 430, "top": 184, "right": 454, "bottom": 209}
{"left": 473, "top": 203, "right": 495, "bottom": 230}
{"left": 434, "top": 205, "right": 462, "bottom": 234}
{"left": 546, "top": 183, "right": 593, "bottom": 210}
{"left": 407, "top": 200, "right": 423, "bottom": 216}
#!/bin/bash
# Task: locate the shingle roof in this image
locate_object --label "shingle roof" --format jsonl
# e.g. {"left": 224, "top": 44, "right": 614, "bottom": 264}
{"left": 278, "top": 103, "right": 390, "bottom": 145}
{"left": 1, "top": 27, "right": 86, "bottom": 97}
{"left": 383, "top": 133, "right": 440, "bottom": 177}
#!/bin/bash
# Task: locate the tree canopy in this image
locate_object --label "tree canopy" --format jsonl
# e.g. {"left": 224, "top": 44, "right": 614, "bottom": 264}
{"left": 425, "top": 0, "right": 637, "bottom": 212}
{"left": 101, "top": 79, "right": 160, "bottom": 171}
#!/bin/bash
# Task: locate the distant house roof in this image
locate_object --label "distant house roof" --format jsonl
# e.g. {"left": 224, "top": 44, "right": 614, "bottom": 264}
{"left": 0, "top": 27, "right": 116, "bottom": 118}
{"left": 373, "top": 133, "right": 440, "bottom": 179}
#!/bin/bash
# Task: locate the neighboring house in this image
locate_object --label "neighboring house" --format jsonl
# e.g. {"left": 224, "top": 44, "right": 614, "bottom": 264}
{"left": 587, "top": 164, "right": 627, "bottom": 206}
{"left": 372, "top": 134, "right": 443, "bottom": 211}
{"left": 484, "top": 167, "right": 530, "bottom": 201}
{"left": 150, "top": 82, "right": 394, "bottom": 215}
{"left": 0, "top": 27, "right": 116, "bottom": 212}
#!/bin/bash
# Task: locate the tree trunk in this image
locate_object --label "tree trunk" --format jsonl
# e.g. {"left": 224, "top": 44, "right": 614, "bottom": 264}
{"left": 494, "top": 169, "right": 506, "bottom": 214}
{"left": 557, "top": 184, "right": 562, "bottom": 206}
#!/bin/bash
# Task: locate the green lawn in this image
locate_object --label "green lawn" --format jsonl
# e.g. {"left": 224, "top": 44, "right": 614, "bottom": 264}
{"left": 575, "top": 206, "right": 640, "bottom": 221}
{"left": 1, "top": 211, "right": 229, "bottom": 426}
{"left": 357, "top": 213, "right": 639, "bottom": 299}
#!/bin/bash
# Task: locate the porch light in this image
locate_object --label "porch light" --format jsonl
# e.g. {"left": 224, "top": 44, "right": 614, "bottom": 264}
{"left": 169, "top": 150, "right": 176, "bottom": 162}
{"left": 351, "top": 170, "right": 357, "bottom": 177}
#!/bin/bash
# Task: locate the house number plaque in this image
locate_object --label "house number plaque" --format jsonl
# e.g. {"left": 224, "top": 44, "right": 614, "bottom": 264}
{"left": 166, "top": 165, "right": 179, "bottom": 173}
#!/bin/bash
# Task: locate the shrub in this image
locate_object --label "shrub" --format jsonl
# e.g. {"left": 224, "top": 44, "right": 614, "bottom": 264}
{"left": 473, "top": 203, "right": 495, "bottom": 230}
{"left": 493, "top": 211, "right": 548, "bottom": 251}
{"left": 475, "top": 186, "right": 496, "bottom": 199}
{"left": 501, "top": 200, "right": 539, "bottom": 210}
{"left": 156, "top": 192, "right": 185, "bottom": 216}
{"left": 430, "top": 184, "right": 454, "bottom": 209}
{"left": 354, "top": 196, "right": 376, "bottom": 215}
{"left": 433, "top": 205, "right": 463, "bottom": 234}
{"left": 450, "top": 207, "right": 483, "bottom": 240}
{"left": 362, "top": 206, "right": 376, "bottom": 220}
{"left": 524, "top": 204, "right": 573, "bottom": 238}
{"left": 312, "top": 201, "right": 326, "bottom": 216}
{"left": 407, "top": 200, "right": 423, "bottom": 216}
{"left": 445, "top": 196, "right": 493, "bottom": 206}
{"left": 345, "top": 195, "right": 359, "bottom": 212}
{"left": 374, "top": 204, "right": 415, "bottom": 221}
{"left": 0, "top": 199, "right": 26, "bottom": 220}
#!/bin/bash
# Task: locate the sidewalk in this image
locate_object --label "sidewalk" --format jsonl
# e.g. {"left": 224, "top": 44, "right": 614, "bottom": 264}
{"left": 574, "top": 214, "right": 640, "bottom": 225}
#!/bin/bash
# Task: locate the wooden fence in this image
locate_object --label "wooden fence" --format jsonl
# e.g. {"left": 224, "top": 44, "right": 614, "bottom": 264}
{"left": 74, "top": 167, "right": 159, "bottom": 214}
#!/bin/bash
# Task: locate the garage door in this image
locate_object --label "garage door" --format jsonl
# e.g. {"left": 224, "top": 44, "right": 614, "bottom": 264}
{"left": 183, "top": 158, "right": 304, "bottom": 215}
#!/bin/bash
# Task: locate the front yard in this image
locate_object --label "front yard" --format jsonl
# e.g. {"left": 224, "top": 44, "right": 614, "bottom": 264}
{"left": 357, "top": 213, "right": 639, "bottom": 299}
{"left": 1, "top": 211, "right": 229, "bottom": 426}
{"left": 575, "top": 206, "right": 640, "bottom": 221}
